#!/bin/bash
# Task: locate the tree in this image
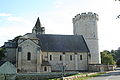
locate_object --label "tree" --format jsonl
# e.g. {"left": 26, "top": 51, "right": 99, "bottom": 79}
{"left": 116, "top": 59, "right": 120, "bottom": 66}
{"left": 0, "top": 48, "right": 5, "bottom": 60}
{"left": 101, "top": 50, "right": 116, "bottom": 65}
{"left": 110, "top": 50, "right": 117, "bottom": 61}
{"left": 115, "top": 0, "right": 120, "bottom": 1}
{"left": 110, "top": 48, "right": 120, "bottom": 61}
{"left": 111, "top": 48, "right": 120, "bottom": 66}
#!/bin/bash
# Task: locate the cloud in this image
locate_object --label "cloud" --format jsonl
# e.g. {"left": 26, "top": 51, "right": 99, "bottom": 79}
{"left": 0, "top": 13, "right": 11, "bottom": 16}
{"left": 7, "top": 16, "right": 22, "bottom": 22}
{"left": 42, "top": 0, "right": 119, "bottom": 51}
{"left": 0, "top": 13, "right": 29, "bottom": 23}
{"left": 0, "top": 21, "right": 33, "bottom": 46}
{"left": 0, "top": 0, "right": 119, "bottom": 51}
{"left": 6, "top": 16, "right": 33, "bottom": 25}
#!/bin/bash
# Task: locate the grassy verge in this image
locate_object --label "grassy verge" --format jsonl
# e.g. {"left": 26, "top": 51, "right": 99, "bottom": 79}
{"left": 73, "top": 72, "right": 106, "bottom": 80}
{"left": 89, "top": 72, "right": 106, "bottom": 77}
{"left": 73, "top": 76, "right": 90, "bottom": 80}
{"left": 49, "top": 72, "right": 106, "bottom": 80}
{"left": 49, "top": 78, "right": 61, "bottom": 80}
{"left": 68, "top": 73, "right": 87, "bottom": 77}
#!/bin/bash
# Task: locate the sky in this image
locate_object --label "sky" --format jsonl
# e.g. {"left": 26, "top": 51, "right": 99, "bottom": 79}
{"left": 0, "top": 0, "right": 120, "bottom": 52}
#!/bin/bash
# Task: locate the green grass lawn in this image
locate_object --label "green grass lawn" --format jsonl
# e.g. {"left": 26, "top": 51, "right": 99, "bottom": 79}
{"left": 40, "top": 78, "right": 61, "bottom": 80}
{"left": 67, "top": 72, "right": 87, "bottom": 77}
{"left": 72, "top": 72, "right": 106, "bottom": 80}
{"left": 49, "top": 72, "right": 106, "bottom": 80}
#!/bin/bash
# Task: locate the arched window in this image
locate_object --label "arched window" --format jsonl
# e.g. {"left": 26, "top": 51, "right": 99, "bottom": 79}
{"left": 50, "top": 55, "right": 52, "bottom": 61}
{"left": 70, "top": 55, "right": 72, "bottom": 61}
{"left": 60, "top": 55, "right": 62, "bottom": 61}
{"left": 44, "top": 66, "right": 47, "bottom": 71}
{"left": 27, "top": 52, "right": 31, "bottom": 60}
{"left": 80, "top": 55, "right": 82, "bottom": 60}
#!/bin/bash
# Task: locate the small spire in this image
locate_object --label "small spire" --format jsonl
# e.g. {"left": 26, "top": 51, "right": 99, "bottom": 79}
{"left": 35, "top": 17, "right": 42, "bottom": 28}
{"left": 32, "top": 17, "right": 45, "bottom": 34}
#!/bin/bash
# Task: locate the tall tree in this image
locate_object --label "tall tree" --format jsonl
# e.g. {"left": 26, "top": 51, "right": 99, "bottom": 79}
{"left": 110, "top": 50, "right": 117, "bottom": 61}
{"left": 101, "top": 50, "right": 116, "bottom": 65}
{"left": 0, "top": 48, "right": 5, "bottom": 60}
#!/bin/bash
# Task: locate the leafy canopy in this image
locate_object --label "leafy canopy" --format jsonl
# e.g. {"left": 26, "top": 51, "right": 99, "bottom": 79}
{"left": 101, "top": 50, "right": 116, "bottom": 65}
{"left": 0, "top": 48, "right": 5, "bottom": 60}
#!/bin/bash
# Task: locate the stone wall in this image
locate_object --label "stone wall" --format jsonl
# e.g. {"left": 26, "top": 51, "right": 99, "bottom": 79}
{"left": 15, "top": 72, "right": 78, "bottom": 80}
{"left": 17, "top": 39, "right": 41, "bottom": 73}
{"left": 17, "top": 38, "right": 88, "bottom": 73}
{"left": 73, "top": 12, "right": 101, "bottom": 64}
{"left": 42, "top": 52, "right": 88, "bottom": 71}
{"left": 5, "top": 48, "right": 16, "bottom": 63}
{"left": 89, "top": 64, "right": 116, "bottom": 72}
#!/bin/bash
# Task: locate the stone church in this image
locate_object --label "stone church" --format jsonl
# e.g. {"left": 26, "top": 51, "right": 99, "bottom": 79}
{"left": 3, "top": 12, "right": 101, "bottom": 73}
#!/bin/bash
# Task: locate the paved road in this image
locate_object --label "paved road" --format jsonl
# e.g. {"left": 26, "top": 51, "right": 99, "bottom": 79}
{"left": 87, "top": 68, "right": 120, "bottom": 80}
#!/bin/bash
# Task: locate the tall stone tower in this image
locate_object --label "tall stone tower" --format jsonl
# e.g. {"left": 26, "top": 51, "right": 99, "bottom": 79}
{"left": 73, "top": 12, "right": 101, "bottom": 64}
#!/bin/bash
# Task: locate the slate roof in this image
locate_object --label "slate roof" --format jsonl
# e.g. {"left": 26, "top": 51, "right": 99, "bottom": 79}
{"left": 4, "top": 42, "right": 17, "bottom": 48}
{"left": 0, "top": 61, "right": 17, "bottom": 74}
{"left": 22, "top": 33, "right": 37, "bottom": 39}
{"left": 36, "top": 34, "right": 89, "bottom": 53}
{"left": 0, "top": 61, "right": 6, "bottom": 66}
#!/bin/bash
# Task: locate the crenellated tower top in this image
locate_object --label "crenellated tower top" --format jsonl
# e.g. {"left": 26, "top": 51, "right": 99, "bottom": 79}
{"left": 73, "top": 12, "right": 99, "bottom": 23}
{"left": 73, "top": 12, "right": 101, "bottom": 64}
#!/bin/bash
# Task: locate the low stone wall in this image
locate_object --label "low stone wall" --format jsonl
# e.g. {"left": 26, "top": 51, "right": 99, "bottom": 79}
{"left": 0, "top": 72, "right": 78, "bottom": 80}
{"left": 89, "top": 64, "right": 116, "bottom": 72}
{"left": 15, "top": 72, "right": 78, "bottom": 80}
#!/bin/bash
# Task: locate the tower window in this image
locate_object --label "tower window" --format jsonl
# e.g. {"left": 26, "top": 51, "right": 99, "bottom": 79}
{"left": 70, "top": 55, "right": 72, "bottom": 61}
{"left": 50, "top": 55, "right": 52, "bottom": 61}
{"left": 27, "top": 52, "right": 31, "bottom": 60}
{"left": 60, "top": 55, "right": 62, "bottom": 61}
{"left": 80, "top": 55, "right": 82, "bottom": 60}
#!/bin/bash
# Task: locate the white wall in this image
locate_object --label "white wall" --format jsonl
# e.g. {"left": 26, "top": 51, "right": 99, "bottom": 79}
{"left": 42, "top": 52, "right": 88, "bottom": 71}
{"left": 73, "top": 12, "right": 101, "bottom": 64}
{"left": 17, "top": 39, "right": 40, "bottom": 72}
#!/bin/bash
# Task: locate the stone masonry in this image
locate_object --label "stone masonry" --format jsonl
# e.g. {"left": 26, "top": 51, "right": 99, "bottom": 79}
{"left": 73, "top": 12, "right": 101, "bottom": 64}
